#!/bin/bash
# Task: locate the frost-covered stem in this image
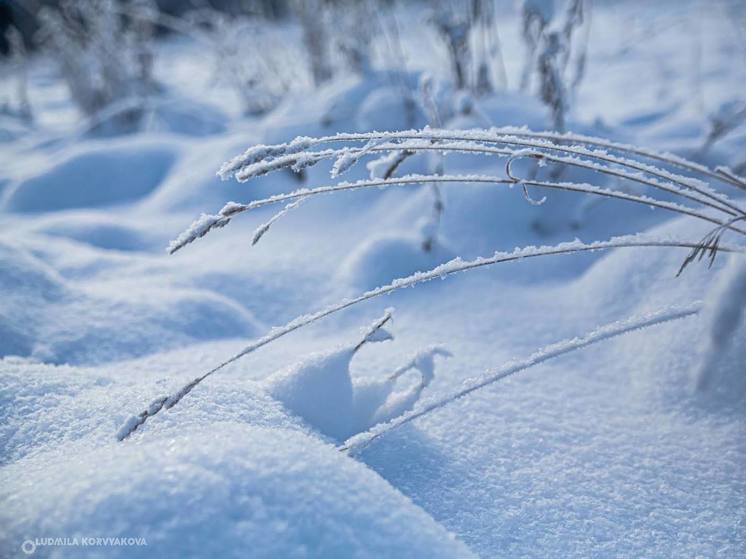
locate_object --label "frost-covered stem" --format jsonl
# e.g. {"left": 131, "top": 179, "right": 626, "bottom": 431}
{"left": 251, "top": 197, "right": 307, "bottom": 246}
{"left": 221, "top": 128, "right": 745, "bottom": 194}
{"left": 559, "top": 0, "right": 585, "bottom": 73}
{"left": 676, "top": 215, "right": 746, "bottom": 276}
{"left": 419, "top": 77, "right": 445, "bottom": 252}
{"left": 170, "top": 173, "right": 746, "bottom": 253}
{"left": 334, "top": 0, "right": 375, "bottom": 75}
{"left": 489, "top": 12, "right": 509, "bottom": 90}
{"left": 353, "top": 309, "right": 393, "bottom": 353}
{"left": 423, "top": 184, "right": 445, "bottom": 252}
{"left": 504, "top": 149, "right": 743, "bottom": 217}
{"left": 506, "top": 130, "right": 746, "bottom": 191}
{"left": 120, "top": 237, "right": 744, "bottom": 440}
{"left": 569, "top": 0, "right": 592, "bottom": 99}
{"left": 38, "top": 0, "right": 157, "bottom": 117}
{"left": 224, "top": 132, "right": 742, "bottom": 213}
{"left": 280, "top": 140, "right": 741, "bottom": 216}
{"left": 732, "top": 161, "right": 746, "bottom": 180}
{"left": 340, "top": 302, "right": 701, "bottom": 455}
{"left": 471, "top": 0, "right": 494, "bottom": 94}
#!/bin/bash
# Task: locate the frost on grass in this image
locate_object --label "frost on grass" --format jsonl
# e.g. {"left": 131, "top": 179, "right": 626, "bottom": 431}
{"left": 167, "top": 201, "right": 244, "bottom": 254}
{"left": 332, "top": 137, "right": 388, "bottom": 178}
{"left": 177, "top": 127, "right": 746, "bottom": 251}
{"left": 169, "top": 170, "right": 742, "bottom": 253}
{"left": 251, "top": 197, "right": 306, "bottom": 246}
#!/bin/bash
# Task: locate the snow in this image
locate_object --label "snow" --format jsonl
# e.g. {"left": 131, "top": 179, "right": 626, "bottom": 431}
{"left": 696, "top": 255, "right": 746, "bottom": 390}
{"left": 2, "top": 139, "right": 178, "bottom": 212}
{"left": 343, "top": 302, "right": 701, "bottom": 454}
{"left": 1, "top": 360, "right": 473, "bottom": 558}
{"left": 263, "top": 315, "right": 450, "bottom": 443}
{"left": 339, "top": 230, "right": 455, "bottom": 290}
{"left": 2, "top": 1, "right": 746, "bottom": 557}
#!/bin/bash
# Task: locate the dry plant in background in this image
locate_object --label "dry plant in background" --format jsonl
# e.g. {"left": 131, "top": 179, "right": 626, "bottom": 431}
{"left": 430, "top": 0, "right": 508, "bottom": 95}
{"left": 2, "top": 26, "right": 33, "bottom": 122}
{"left": 169, "top": 8, "right": 295, "bottom": 116}
{"left": 37, "top": 0, "right": 158, "bottom": 118}
{"left": 698, "top": 101, "right": 746, "bottom": 158}
{"left": 294, "top": 0, "right": 333, "bottom": 87}
{"left": 520, "top": 0, "right": 590, "bottom": 131}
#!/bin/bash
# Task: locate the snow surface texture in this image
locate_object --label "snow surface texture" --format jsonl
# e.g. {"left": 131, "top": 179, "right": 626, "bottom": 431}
{"left": 695, "top": 255, "right": 746, "bottom": 391}
{"left": 264, "top": 327, "right": 450, "bottom": 442}
{"left": 2, "top": 1, "right": 746, "bottom": 557}
{"left": 0, "top": 362, "right": 473, "bottom": 559}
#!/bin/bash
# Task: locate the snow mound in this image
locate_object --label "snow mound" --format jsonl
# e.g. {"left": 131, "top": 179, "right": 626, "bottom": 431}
{"left": 583, "top": 230, "right": 746, "bottom": 408}
{"left": 0, "top": 114, "right": 32, "bottom": 144}
{"left": 2, "top": 140, "right": 178, "bottom": 213}
{"left": 30, "top": 213, "right": 153, "bottom": 251}
{"left": 695, "top": 255, "right": 746, "bottom": 396}
{"left": 0, "top": 359, "right": 306, "bottom": 464}
{"left": 142, "top": 135, "right": 306, "bottom": 213}
{"left": 339, "top": 232, "right": 455, "bottom": 291}
{"left": 447, "top": 91, "right": 550, "bottom": 131}
{"left": 0, "top": 427, "right": 475, "bottom": 558}
{"left": 46, "top": 286, "right": 263, "bottom": 365}
{"left": 264, "top": 330, "right": 449, "bottom": 442}
{"left": 261, "top": 71, "right": 423, "bottom": 145}
{"left": 0, "top": 241, "right": 68, "bottom": 358}
{"left": 356, "top": 85, "right": 426, "bottom": 132}
{"left": 0, "top": 360, "right": 475, "bottom": 559}
{"left": 0, "top": 240, "right": 264, "bottom": 364}
{"left": 84, "top": 96, "right": 229, "bottom": 138}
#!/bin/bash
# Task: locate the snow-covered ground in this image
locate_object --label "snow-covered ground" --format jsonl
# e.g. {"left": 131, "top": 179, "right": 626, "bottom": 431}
{"left": 1, "top": 0, "right": 745, "bottom": 557}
